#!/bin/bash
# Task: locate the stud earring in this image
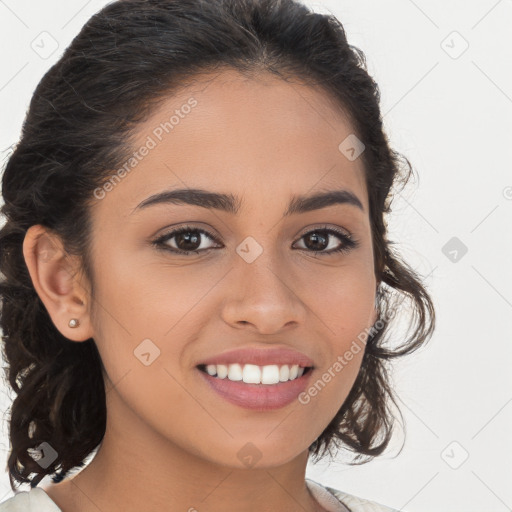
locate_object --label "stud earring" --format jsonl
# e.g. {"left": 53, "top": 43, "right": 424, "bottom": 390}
{"left": 68, "top": 318, "right": 80, "bottom": 328}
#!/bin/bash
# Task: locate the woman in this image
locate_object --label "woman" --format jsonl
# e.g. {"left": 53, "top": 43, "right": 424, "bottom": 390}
{"left": 0, "top": 0, "right": 435, "bottom": 510}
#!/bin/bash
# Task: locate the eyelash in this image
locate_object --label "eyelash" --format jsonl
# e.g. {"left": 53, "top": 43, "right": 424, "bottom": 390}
{"left": 152, "top": 224, "right": 359, "bottom": 257}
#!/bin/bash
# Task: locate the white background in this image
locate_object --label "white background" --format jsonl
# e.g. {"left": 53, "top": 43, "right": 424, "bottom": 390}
{"left": 0, "top": 1, "right": 511, "bottom": 511}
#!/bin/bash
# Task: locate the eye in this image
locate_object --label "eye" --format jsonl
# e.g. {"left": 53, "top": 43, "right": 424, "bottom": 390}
{"left": 153, "top": 225, "right": 221, "bottom": 255}
{"left": 292, "top": 226, "right": 359, "bottom": 255}
{"left": 152, "top": 225, "right": 359, "bottom": 256}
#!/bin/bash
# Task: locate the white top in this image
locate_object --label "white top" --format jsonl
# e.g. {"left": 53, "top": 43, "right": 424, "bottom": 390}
{"left": 0, "top": 478, "right": 402, "bottom": 511}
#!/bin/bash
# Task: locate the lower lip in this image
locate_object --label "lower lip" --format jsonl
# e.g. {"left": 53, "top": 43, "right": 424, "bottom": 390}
{"left": 196, "top": 367, "right": 314, "bottom": 411}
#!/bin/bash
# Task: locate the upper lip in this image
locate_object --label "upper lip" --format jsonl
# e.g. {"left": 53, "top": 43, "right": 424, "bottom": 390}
{"left": 197, "top": 347, "right": 315, "bottom": 368}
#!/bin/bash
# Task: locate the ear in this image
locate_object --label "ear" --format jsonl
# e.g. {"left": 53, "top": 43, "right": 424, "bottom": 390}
{"left": 22, "top": 224, "right": 94, "bottom": 342}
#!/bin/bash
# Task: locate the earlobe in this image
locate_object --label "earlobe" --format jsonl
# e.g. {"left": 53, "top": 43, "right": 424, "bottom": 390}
{"left": 22, "top": 224, "right": 94, "bottom": 342}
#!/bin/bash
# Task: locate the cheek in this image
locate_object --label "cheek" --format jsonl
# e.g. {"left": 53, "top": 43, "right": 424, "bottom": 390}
{"left": 307, "top": 261, "right": 376, "bottom": 332}
{"left": 302, "top": 264, "right": 374, "bottom": 402}
{"left": 91, "top": 244, "right": 201, "bottom": 330}
{"left": 87, "top": 247, "right": 216, "bottom": 383}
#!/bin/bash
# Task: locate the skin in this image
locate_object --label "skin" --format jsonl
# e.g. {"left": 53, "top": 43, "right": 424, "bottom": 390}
{"left": 23, "top": 68, "right": 378, "bottom": 512}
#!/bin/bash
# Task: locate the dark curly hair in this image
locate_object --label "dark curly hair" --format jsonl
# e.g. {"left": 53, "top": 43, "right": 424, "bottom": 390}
{"left": 0, "top": 0, "right": 435, "bottom": 492}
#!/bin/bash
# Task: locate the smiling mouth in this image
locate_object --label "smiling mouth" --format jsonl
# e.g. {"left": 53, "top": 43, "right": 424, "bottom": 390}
{"left": 196, "top": 363, "right": 313, "bottom": 385}
{"left": 195, "top": 362, "right": 314, "bottom": 410}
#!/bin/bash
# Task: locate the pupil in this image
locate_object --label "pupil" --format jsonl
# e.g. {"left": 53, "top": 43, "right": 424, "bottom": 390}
{"left": 178, "top": 232, "right": 199, "bottom": 251}
{"left": 306, "top": 232, "right": 327, "bottom": 250}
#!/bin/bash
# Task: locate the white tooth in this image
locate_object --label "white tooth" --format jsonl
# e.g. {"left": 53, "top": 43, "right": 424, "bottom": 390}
{"left": 216, "top": 364, "right": 228, "bottom": 379}
{"left": 209, "top": 363, "right": 305, "bottom": 383}
{"left": 242, "top": 364, "right": 261, "bottom": 384}
{"left": 227, "top": 363, "right": 243, "bottom": 381}
{"left": 279, "top": 365, "right": 290, "bottom": 382}
{"left": 261, "top": 365, "right": 280, "bottom": 384}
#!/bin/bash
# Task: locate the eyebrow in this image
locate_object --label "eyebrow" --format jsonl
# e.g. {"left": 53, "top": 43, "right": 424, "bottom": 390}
{"left": 131, "top": 187, "right": 364, "bottom": 216}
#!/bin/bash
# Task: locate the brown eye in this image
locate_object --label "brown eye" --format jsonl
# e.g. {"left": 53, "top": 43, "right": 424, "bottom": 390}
{"left": 154, "top": 226, "right": 220, "bottom": 255}
{"left": 293, "top": 228, "right": 358, "bottom": 255}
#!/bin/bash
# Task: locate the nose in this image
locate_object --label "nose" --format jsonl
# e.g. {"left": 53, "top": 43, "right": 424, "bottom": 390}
{"left": 220, "top": 250, "right": 305, "bottom": 335}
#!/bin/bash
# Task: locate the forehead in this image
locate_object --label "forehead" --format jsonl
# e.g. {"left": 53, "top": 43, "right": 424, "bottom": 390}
{"left": 96, "top": 68, "right": 369, "bottom": 217}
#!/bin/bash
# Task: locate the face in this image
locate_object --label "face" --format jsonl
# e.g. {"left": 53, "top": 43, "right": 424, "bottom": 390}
{"left": 68, "top": 69, "right": 377, "bottom": 468}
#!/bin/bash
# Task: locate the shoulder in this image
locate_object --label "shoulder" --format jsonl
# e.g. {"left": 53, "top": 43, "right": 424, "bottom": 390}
{"left": 306, "top": 478, "right": 402, "bottom": 512}
{"left": 326, "top": 487, "right": 402, "bottom": 512}
{"left": 0, "top": 487, "right": 62, "bottom": 512}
